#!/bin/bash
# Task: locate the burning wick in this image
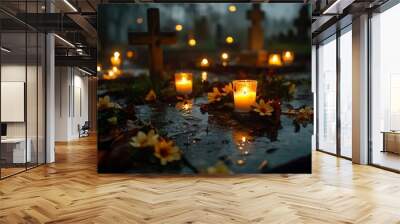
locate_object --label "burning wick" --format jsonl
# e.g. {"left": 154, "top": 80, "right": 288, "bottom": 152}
{"left": 242, "top": 136, "right": 246, "bottom": 143}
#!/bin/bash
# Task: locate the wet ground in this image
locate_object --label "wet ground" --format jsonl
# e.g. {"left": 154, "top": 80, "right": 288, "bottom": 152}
{"left": 134, "top": 71, "right": 312, "bottom": 174}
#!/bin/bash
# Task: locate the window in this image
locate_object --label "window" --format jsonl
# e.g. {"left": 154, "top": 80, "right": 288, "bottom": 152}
{"left": 317, "top": 36, "right": 337, "bottom": 154}
{"left": 370, "top": 3, "right": 400, "bottom": 171}
{"left": 339, "top": 28, "right": 352, "bottom": 158}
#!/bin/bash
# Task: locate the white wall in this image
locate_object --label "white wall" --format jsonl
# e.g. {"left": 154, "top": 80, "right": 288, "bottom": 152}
{"left": 1, "top": 65, "right": 42, "bottom": 138}
{"left": 1, "top": 64, "right": 46, "bottom": 164}
{"left": 55, "top": 67, "right": 89, "bottom": 141}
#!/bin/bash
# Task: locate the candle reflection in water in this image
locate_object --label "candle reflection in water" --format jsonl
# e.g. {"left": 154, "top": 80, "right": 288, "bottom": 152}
{"left": 232, "top": 129, "right": 252, "bottom": 159}
{"left": 175, "top": 99, "right": 193, "bottom": 115}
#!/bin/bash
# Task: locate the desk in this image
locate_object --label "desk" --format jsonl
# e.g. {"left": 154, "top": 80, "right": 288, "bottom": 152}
{"left": 382, "top": 131, "right": 400, "bottom": 154}
{"left": 1, "top": 138, "right": 31, "bottom": 163}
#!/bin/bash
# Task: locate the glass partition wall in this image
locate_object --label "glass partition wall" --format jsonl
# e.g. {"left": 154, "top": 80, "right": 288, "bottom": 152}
{"left": 0, "top": 2, "right": 46, "bottom": 179}
{"left": 316, "top": 26, "right": 352, "bottom": 159}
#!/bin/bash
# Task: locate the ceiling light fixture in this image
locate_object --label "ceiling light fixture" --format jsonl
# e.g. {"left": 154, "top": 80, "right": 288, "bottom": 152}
{"left": 63, "top": 0, "right": 78, "bottom": 12}
{"left": 1, "top": 47, "right": 11, "bottom": 53}
{"left": 54, "top": 34, "right": 75, "bottom": 48}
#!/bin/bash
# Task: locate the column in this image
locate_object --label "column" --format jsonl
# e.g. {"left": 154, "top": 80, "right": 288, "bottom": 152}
{"left": 46, "top": 0, "right": 55, "bottom": 163}
{"left": 352, "top": 14, "right": 369, "bottom": 164}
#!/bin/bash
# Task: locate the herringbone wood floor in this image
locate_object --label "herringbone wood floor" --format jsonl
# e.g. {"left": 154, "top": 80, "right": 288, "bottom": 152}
{"left": 1, "top": 136, "right": 400, "bottom": 224}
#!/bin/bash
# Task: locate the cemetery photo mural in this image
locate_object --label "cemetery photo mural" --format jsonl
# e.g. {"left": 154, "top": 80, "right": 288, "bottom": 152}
{"left": 97, "top": 3, "right": 312, "bottom": 174}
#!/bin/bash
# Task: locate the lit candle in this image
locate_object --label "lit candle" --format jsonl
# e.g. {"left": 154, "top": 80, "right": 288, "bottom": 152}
{"left": 200, "top": 58, "right": 209, "bottom": 67}
{"left": 225, "top": 36, "right": 234, "bottom": 44}
{"left": 188, "top": 38, "right": 196, "bottom": 47}
{"left": 221, "top": 52, "right": 229, "bottom": 60}
{"left": 268, "top": 53, "right": 282, "bottom": 66}
{"left": 126, "top": 50, "right": 135, "bottom": 59}
{"left": 201, "top": 71, "right": 208, "bottom": 82}
{"left": 228, "top": 5, "right": 237, "bottom": 13}
{"left": 175, "top": 72, "right": 193, "bottom": 95}
{"left": 103, "top": 70, "right": 117, "bottom": 80}
{"left": 110, "top": 51, "right": 121, "bottom": 66}
{"left": 233, "top": 80, "right": 257, "bottom": 112}
{"left": 175, "top": 24, "right": 183, "bottom": 31}
{"left": 282, "top": 51, "right": 294, "bottom": 64}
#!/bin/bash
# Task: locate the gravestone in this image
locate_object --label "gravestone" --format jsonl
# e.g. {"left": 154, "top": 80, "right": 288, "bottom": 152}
{"left": 247, "top": 4, "right": 265, "bottom": 51}
{"left": 128, "top": 8, "right": 177, "bottom": 79}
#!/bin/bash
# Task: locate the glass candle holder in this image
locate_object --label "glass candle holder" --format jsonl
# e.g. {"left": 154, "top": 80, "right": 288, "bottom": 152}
{"left": 282, "top": 51, "right": 294, "bottom": 64}
{"left": 175, "top": 72, "right": 193, "bottom": 95}
{"left": 233, "top": 80, "right": 257, "bottom": 112}
{"left": 110, "top": 56, "right": 121, "bottom": 66}
{"left": 268, "top": 53, "right": 282, "bottom": 66}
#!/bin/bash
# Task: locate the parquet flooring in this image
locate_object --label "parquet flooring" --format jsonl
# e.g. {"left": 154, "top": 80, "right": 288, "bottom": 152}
{"left": 1, "top": 135, "right": 400, "bottom": 224}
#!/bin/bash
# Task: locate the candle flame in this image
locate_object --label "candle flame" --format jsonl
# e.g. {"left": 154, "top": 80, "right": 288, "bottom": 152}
{"left": 201, "top": 71, "right": 208, "bottom": 82}
{"left": 188, "top": 38, "right": 196, "bottom": 47}
{"left": 221, "top": 52, "right": 229, "bottom": 60}
{"left": 242, "top": 136, "right": 246, "bottom": 143}
{"left": 175, "top": 24, "right": 183, "bottom": 31}
{"left": 242, "top": 87, "right": 249, "bottom": 95}
{"left": 228, "top": 5, "right": 237, "bottom": 12}
{"left": 201, "top": 58, "right": 209, "bottom": 67}
{"left": 225, "top": 36, "right": 234, "bottom": 44}
{"left": 269, "top": 54, "right": 282, "bottom": 66}
{"left": 126, "top": 50, "right": 135, "bottom": 58}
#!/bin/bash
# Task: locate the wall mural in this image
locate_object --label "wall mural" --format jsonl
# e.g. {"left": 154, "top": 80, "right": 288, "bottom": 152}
{"left": 97, "top": 3, "right": 312, "bottom": 174}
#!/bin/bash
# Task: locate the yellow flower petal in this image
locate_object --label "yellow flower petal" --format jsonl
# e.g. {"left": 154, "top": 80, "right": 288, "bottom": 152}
{"left": 145, "top": 89, "right": 157, "bottom": 102}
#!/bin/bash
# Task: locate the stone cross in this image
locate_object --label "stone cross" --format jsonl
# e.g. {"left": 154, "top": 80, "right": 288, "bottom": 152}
{"left": 128, "top": 8, "right": 177, "bottom": 79}
{"left": 247, "top": 4, "right": 265, "bottom": 51}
